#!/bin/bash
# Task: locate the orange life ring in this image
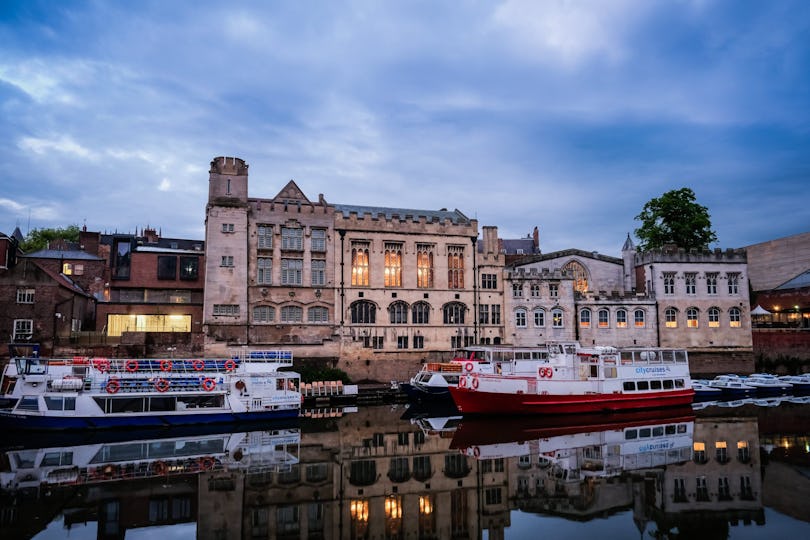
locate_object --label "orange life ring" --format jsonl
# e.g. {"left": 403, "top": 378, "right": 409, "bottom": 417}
{"left": 153, "top": 461, "right": 168, "bottom": 475}
{"left": 199, "top": 456, "right": 215, "bottom": 470}
{"left": 106, "top": 378, "right": 120, "bottom": 394}
{"left": 154, "top": 378, "right": 170, "bottom": 392}
{"left": 160, "top": 359, "right": 173, "bottom": 372}
{"left": 471, "top": 376, "right": 479, "bottom": 389}
{"left": 125, "top": 359, "right": 139, "bottom": 372}
{"left": 465, "top": 362, "right": 474, "bottom": 372}
{"left": 192, "top": 359, "right": 205, "bottom": 371}
{"left": 95, "top": 358, "right": 111, "bottom": 373}
{"left": 459, "top": 376, "right": 467, "bottom": 388}
{"left": 224, "top": 359, "right": 237, "bottom": 372}
{"left": 202, "top": 378, "right": 216, "bottom": 391}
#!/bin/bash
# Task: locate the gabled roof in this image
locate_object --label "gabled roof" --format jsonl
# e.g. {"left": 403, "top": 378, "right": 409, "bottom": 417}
{"left": 273, "top": 180, "right": 312, "bottom": 204}
{"left": 508, "top": 248, "right": 622, "bottom": 269}
{"left": 775, "top": 269, "right": 810, "bottom": 290}
{"left": 334, "top": 204, "right": 472, "bottom": 225}
{"left": 32, "top": 261, "right": 93, "bottom": 298}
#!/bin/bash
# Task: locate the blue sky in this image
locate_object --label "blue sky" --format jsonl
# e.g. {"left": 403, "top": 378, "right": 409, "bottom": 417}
{"left": 1, "top": 0, "right": 808, "bottom": 255}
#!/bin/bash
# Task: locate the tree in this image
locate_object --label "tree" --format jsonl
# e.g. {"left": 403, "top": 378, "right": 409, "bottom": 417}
{"left": 19, "top": 225, "right": 81, "bottom": 252}
{"left": 634, "top": 188, "right": 717, "bottom": 251}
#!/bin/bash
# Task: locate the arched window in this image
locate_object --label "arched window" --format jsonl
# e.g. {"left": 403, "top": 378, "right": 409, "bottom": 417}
{"left": 389, "top": 301, "right": 408, "bottom": 324}
{"left": 616, "top": 309, "right": 628, "bottom": 328}
{"left": 708, "top": 307, "right": 720, "bottom": 328}
{"left": 634, "top": 309, "right": 646, "bottom": 328}
{"left": 308, "top": 306, "right": 328, "bottom": 323}
{"left": 552, "top": 308, "right": 564, "bottom": 328}
{"left": 253, "top": 305, "right": 275, "bottom": 323}
{"left": 562, "top": 260, "right": 589, "bottom": 293}
{"left": 351, "top": 242, "right": 369, "bottom": 286}
{"left": 351, "top": 301, "right": 376, "bottom": 324}
{"left": 534, "top": 308, "right": 545, "bottom": 327}
{"left": 412, "top": 302, "right": 430, "bottom": 324}
{"left": 580, "top": 308, "right": 591, "bottom": 328}
{"left": 515, "top": 309, "right": 527, "bottom": 328}
{"left": 281, "top": 305, "right": 303, "bottom": 323}
{"left": 443, "top": 303, "right": 467, "bottom": 324}
{"left": 598, "top": 309, "right": 609, "bottom": 328}
{"left": 687, "top": 307, "right": 699, "bottom": 328}
{"left": 729, "top": 307, "right": 741, "bottom": 328}
{"left": 665, "top": 307, "right": 678, "bottom": 328}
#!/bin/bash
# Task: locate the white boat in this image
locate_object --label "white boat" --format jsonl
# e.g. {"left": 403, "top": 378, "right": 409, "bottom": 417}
{"left": 708, "top": 375, "right": 756, "bottom": 396}
{"left": 743, "top": 373, "right": 792, "bottom": 395}
{"left": 779, "top": 374, "right": 810, "bottom": 392}
{"left": 692, "top": 379, "right": 723, "bottom": 400}
{"left": 450, "top": 344, "right": 694, "bottom": 415}
{"left": 0, "top": 349, "right": 302, "bottom": 430}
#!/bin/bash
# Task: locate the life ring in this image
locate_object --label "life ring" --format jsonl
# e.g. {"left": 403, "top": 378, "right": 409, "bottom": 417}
{"left": 153, "top": 461, "right": 168, "bottom": 475}
{"left": 199, "top": 456, "right": 215, "bottom": 470}
{"left": 465, "top": 362, "right": 474, "bottom": 372}
{"left": 95, "top": 358, "right": 110, "bottom": 373}
{"left": 459, "top": 377, "right": 467, "bottom": 388}
{"left": 235, "top": 379, "right": 246, "bottom": 391}
{"left": 471, "top": 376, "right": 479, "bottom": 390}
{"left": 154, "top": 378, "right": 170, "bottom": 392}
{"left": 106, "top": 378, "right": 120, "bottom": 394}
{"left": 224, "top": 359, "right": 237, "bottom": 372}
{"left": 473, "top": 446, "right": 480, "bottom": 458}
{"left": 202, "top": 378, "right": 216, "bottom": 391}
{"left": 160, "top": 359, "right": 173, "bottom": 372}
{"left": 125, "top": 360, "right": 139, "bottom": 372}
{"left": 547, "top": 368, "right": 553, "bottom": 379}
{"left": 192, "top": 359, "right": 205, "bottom": 371}
{"left": 538, "top": 366, "right": 545, "bottom": 378}
{"left": 232, "top": 449, "right": 244, "bottom": 462}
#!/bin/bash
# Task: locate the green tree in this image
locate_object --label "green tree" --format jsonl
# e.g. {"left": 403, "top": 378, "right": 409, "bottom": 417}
{"left": 19, "top": 225, "right": 81, "bottom": 252}
{"left": 634, "top": 188, "right": 717, "bottom": 251}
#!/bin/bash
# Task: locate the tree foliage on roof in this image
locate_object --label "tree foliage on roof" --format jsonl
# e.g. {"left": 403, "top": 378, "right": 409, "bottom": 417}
{"left": 634, "top": 188, "right": 717, "bottom": 251}
{"left": 19, "top": 225, "right": 81, "bottom": 253}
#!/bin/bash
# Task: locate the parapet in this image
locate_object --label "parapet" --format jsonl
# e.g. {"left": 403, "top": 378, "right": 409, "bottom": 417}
{"left": 635, "top": 247, "right": 747, "bottom": 264}
{"left": 210, "top": 156, "right": 249, "bottom": 176}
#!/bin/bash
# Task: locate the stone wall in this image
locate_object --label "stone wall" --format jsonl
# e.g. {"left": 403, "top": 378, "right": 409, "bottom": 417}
{"left": 753, "top": 330, "right": 810, "bottom": 360}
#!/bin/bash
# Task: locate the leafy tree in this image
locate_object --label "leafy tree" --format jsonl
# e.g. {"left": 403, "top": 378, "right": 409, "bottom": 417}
{"left": 19, "top": 225, "right": 81, "bottom": 252}
{"left": 634, "top": 188, "right": 717, "bottom": 251}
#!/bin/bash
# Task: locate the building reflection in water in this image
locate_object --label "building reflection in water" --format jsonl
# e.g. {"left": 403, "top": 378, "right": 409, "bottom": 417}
{"left": 2, "top": 403, "right": 810, "bottom": 539}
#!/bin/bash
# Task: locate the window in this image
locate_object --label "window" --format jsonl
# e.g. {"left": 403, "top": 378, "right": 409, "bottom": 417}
{"left": 281, "top": 258, "right": 303, "bottom": 285}
{"left": 706, "top": 272, "right": 718, "bottom": 295}
{"left": 665, "top": 307, "right": 678, "bottom": 328}
{"left": 443, "top": 303, "right": 466, "bottom": 324}
{"left": 663, "top": 272, "right": 675, "bottom": 295}
{"left": 397, "top": 336, "right": 408, "bottom": 349}
{"left": 281, "top": 306, "right": 303, "bottom": 322}
{"left": 179, "top": 257, "right": 199, "bottom": 280}
{"left": 257, "top": 257, "right": 272, "bottom": 285}
{"left": 685, "top": 273, "right": 696, "bottom": 295}
{"left": 563, "top": 260, "right": 588, "bottom": 293}
{"left": 447, "top": 246, "right": 464, "bottom": 289}
{"left": 308, "top": 306, "right": 328, "bottom": 323}
{"left": 580, "top": 308, "right": 591, "bottom": 328}
{"left": 16, "top": 288, "right": 34, "bottom": 304}
{"left": 221, "top": 223, "right": 235, "bottom": 233}
{"left": 13, "top": 319, "right": 33, "bottom": 341}
{"left": 687, "top": 307, "right": 699, "bottom": 328}
{"left": 351, "top": 242, "right": 370, "bottom": 286}
{"left": 479, "top": 304, "right": 489, "bottom": 324}
{"left": 412, "top": 302, "right": 430, "bottom": 324}
{"left": 417, "top": 244, "right": 434, "bottom": 288}
{"left": 729, "top": 307, "right": 741, "bottom": 328}
{"left": 112, "top": 238, "right": 131, "bottom": 279}
{"left": 413, "top": 335, "right": 424, "bottom": 349}
{"left": 551, "top": 309, "right": 563, "bottom": 328}
{"left": 311, "top": 259, "right": 325, "bottom": 286}
{"left": 311, "top": 229, "right": 326, "bottom": 252}
{"left": 727, "top": 273, "right": 740, "bottom": 294}
{"left": 534, "top": 308, "right": 545, "bottom": 327}
{"left": 213, "top": 304, "right": 239, "bottom": 316}
{"left": 220, "top": 255, "right": 234, "bottom": 267}
{"left": 530, "top": 284, "right": 540, "bottom": 297}
{"left": 549, "top": 284, "right": 558, "bottom": 298}
{"left": 257, "top": 224, "right": 273, "bottom": 249}
{"left": 515, "top": 309, "right": 527, "bottom": 328}
{"left": 616, "top": 309, "right": 628, "bottom": 328}
{"left": 254, "top": 306, "right": 275, "bottom": 323}
{"left": 62, "top": 262, "right": 84, "bottom": 275}
{"left": 737, "top": 441, "right": 750, "bottom": 463}
{"left": 281, "top": 227, "right": 303, "bottom": 251}
{"left": 693, "top": 442, "right": 707, "bottom": 464}
{"left": 384, "top": 243, "right": 402, "bottom": 287}
{"left": 708, "top": 307, "right": 720, "bottom": 327}
{"left": 484, "top": 488, "right": 502, "bottom": 506}
{"left": 389, "top": 302, "right": 408, "bottom": 324}
{"left": 634, "top": 309, "right": 646, "bottom": 328}
{"left": 372, "top": 336, "right": 384, "bottom": 349}
{"left": 481, "top": 273, "right": 497, "bottom": 289}
{"left": 715, "top": 441, "right": 729, "bottom": 463}
{"left": 673, "top": 478, "right": 688, "bottom": 502}
{"left": 491, "top": 305, "right": 501, "bottom": 325}
{"left": 351, "top": 301, "right": 376, "bottom": 324}
{"left": 598, "top": 309, "right": 609, "bottom": 328}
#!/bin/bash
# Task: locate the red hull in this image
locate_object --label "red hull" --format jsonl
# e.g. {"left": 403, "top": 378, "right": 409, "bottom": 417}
{"left": 448, "top": 386, "right": 695, "bottom": 415}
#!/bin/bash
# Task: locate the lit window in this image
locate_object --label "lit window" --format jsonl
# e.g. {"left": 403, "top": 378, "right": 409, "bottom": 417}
{"left": 384, "top": 243, "right": 402, "bottom": 287}
{"left": 351, "top": 242, "right": 370, "bottom": 286}
{"left": 552, "top": 309, "right": 563, "bottom": 328}
{"left": 562, "top": 260, "right": 588, "bottom": 293}
{"left": 708, "top": 307, "right": 720, "bottom": 327}
{"left": 634, "top": 309, "right": 645, "bottom": 327}
{"left": 665, "top": 307, "right": 678, "bottom": 328}
{"left": 579, "top": 308, "right": 591, "bottom": 328}
{"left": 598, "top": 309, "right": 609, "bottom": 328}
{"left": 417, "top": 244, "right": 434, "bottom": 288}
{"left": 729, "top": 307, "right": 741, "bottom": 328}
{"left": 447, "top": 246, "right": 464, "bottom": 289}
{"left": 687, "top": 307, "right": 699, "bottom": 328}
{"left": 616, "top": 309, "right": 627, "bottom": 328}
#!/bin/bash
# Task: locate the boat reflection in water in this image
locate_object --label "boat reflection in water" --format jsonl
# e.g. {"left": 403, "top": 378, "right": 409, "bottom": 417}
{"left": 3, "top": 403, "right": 809, "bottom": 539}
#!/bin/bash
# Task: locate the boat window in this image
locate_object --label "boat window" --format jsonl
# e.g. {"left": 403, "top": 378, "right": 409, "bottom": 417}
{"left": 623, "top": 381, "right": 635, "bottom": 391}
{"left": 639, "top": 428, "right": 651, "bottom": 438}
{"left": 177, "top": 395, "right": 224, "bottom": 409}
{"left": 590, "top": 365, "right": 598, "bottom": 378}
{"left": 446, "top": 375, "right": 459, "bottom": 384}
{"left": 637, "top": 381, "right": 650, "bottom": 391}
{"left": 665, "top": 425, "right": 676, "bottom": 435}
{"left": 44, "top": 396, "right": 76, "bottom": 411}
{"left": 147, "top": 397, "right": 175, "bottom": 412}
{"left": 625, "top": 429, "right": 638, "bottom": 440}
{"left": 41, "top": 451, "right": 73, "bottom": 467}
{"left": 674, "top": 379, "right": 685, "bottom": 388}
{"left": 17, "top": 396, "right": 39, "bottom": 411}
{"left": 652, "top": 426, "right": 664, "bottom": 437}
{"left": 650, "top": 380, "right": 662, "bottom": 390}
{"left": 18, "top": 358, "right": 47, "bottom": 375}
{"left": 604, "top": 367, "right": 617, "bottom": 378}
{"left": 677, "top": 424, "right": 688, "bottom": 433}
{"left": 111, "top": 397, "right": 146, "bottom": 413}
{"left": 663, "top": 380, "right": 674, "bottom": 389}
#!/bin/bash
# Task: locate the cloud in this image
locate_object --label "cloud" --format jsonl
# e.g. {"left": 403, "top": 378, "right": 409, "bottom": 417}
{"left": 18, "top": 135, "right": 96, "bottom": 159}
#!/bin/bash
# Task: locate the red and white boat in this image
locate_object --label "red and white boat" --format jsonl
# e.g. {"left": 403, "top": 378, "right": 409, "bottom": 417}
{"left": 449, "top": 343, "right": 694, "bottom": 415}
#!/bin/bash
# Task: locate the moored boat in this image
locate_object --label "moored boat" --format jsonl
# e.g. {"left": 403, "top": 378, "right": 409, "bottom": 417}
{"left": 708, "top": 375, "right": 756, "bottom": 397}
{"left": 743, "top": 373, "right": 792, "bottom": 395}
{"left": 692, "top": 379, "right": 723, "bottom": 400}
{"left": 449, "top": 345, "right": 694, "bottom": 415}
{"left": 0, "top": 349, "right": 302, "bottom": 430}
{"left": 779, "top": 374, "right": 810, "bottom": 393}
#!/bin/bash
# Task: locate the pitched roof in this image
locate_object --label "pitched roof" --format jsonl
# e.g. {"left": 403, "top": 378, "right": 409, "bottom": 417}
{"left": 32, "top": 261, "right": 93, "bottom": 298}
{"left": 334, "top": 204, "right": 472, "bottom": 225}
{"left": 21, "top": 249, "right": 104, "bottom": 261}
{"left": 775, "top": 269, "right": 810, "bottom": 290}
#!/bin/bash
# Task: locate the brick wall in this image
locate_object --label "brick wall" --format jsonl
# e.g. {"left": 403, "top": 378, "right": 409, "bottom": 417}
{"left": 753, "top": 330, "right": 810, "bottom": 360}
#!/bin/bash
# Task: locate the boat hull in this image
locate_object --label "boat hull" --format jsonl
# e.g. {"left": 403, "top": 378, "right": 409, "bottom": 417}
{"left": 449, "top": 386, "right": 694, "bottom": 415}
{"left": 399, "top": 382, "right": 453, "bottom": 402}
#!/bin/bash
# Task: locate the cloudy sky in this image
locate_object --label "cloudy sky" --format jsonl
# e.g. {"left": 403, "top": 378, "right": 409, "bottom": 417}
{"left": 1, "top": 0, "right": 808, "bottom": 255}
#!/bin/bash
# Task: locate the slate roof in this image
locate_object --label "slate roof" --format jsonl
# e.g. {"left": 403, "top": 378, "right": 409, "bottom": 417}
{"left": 21, "top": 249, "right": 104, "bottom": 261}
{"left": 333, "top": 204, "right": 472, "bottom": 224}
{"left": 775, "top": 270, "right": 810, "bottom": 290}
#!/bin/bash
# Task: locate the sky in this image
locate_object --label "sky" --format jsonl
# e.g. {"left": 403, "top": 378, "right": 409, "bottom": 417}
{"left": 1, "top": 0, "right": 808, "bottom": 255}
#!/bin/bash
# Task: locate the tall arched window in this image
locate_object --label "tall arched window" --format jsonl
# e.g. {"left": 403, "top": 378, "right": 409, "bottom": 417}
{"left": 665, "top": 307, "right": 678, "bottom": 328}
{"left": 634, "top": 309, "right": 646, "bottom": 328}
{"left": 580, "top": 308, "right": 591, "bottom": 328}
{"left": 616, "top": 309, "right": 628, "bottom": 328}
{"left": 562, "top": 260, "right": 589, "bottom": 293}
{"left": 447, "top": 246, "right": 464, "bottom": 289}
{"left": 552, "top": 308, "right": 564, "bottom": 328}
{"left": 687, "top": 307, "right": 699, "bottom": 328}
{"left": 515, "top": 309, "right": 527, "bottom": 328}
{"left": 534, "top": 308, "right": 545, "bottom": 327}
{"left": 389, "top": 301, "right": 408, "bottom": 324}
{"left": 598, "top": 309, "right": 610, "bottom": 328}
{"left": 351, "top": 242, "right": 370, "bottom": 286}
{"left": 708, "top": 307, "right": 720, "bottom": 328}
{"left": 443, "top": 302, "right": 466, "bottom": 324}
{"left": 412, "top": 302, "right": 431, "bottom": 324}
{"left": 351, "top": 300, "right": 376, "bottom": 324}
{"left": 729, "top": 307, "right": 741, "bottom": 328}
